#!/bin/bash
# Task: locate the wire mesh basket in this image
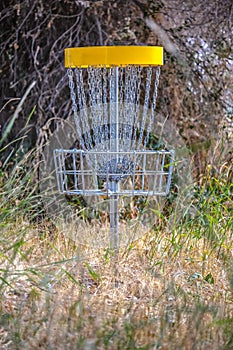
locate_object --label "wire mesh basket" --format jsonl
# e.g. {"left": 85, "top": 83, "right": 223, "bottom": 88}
{"left": 54, "top": 149, "right": 174, "bottom": 197}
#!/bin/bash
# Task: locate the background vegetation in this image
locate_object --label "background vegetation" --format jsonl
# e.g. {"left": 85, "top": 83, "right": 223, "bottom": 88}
{"left": 0, "top": 0, "right": 232, "bottom": 349}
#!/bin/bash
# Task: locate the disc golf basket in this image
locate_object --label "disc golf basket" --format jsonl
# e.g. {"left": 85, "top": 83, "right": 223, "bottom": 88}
{"left": 54, "top": 46, "right": 174, "bottom": 253}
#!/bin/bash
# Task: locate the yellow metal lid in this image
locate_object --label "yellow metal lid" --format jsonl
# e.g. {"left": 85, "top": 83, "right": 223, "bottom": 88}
{"left": 65, "top": 46, "right": 163, "bottom": 68}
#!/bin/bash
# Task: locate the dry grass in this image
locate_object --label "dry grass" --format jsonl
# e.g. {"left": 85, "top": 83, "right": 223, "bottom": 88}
{"left": 0, "top": 215, "right": 233, "bottom": 350}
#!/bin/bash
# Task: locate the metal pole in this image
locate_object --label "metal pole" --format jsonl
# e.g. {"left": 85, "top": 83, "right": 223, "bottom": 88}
{"left": 109, "top": 66, "right": 119, "bottom": 253}
{"left": 109, "top": 183, "right": 119, "bottom": 253}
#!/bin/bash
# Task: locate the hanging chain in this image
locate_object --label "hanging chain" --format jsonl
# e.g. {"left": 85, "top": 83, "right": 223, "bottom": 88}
{"left": 102, "top": 65, "right": 109, "bottom": 146}
{"left": 76, "top": 68, "right": 93, "bottom": 150}
{"left": 123, "top": 66, "right": 131, "bottom": 151}
{"left": 67, "top": 64, "right": 160, "bottom": 163}
{"left": 88, "top": 66, "right": 97, "bottom": 128}
{"left": 67, "top": 68, "right": 78, "bottom": 116}
{"left": 129, "top": 65, "right": 137, "bottom": 127}
{"left": 137, "top": 66, "right": 152, "bottom": 149}
{"left": 119, "top": 66, "right": 124, "bottom": 145}
{"left": 88, "top": 66, "right": 98, "bottom": 147}
{"left": 94, "top": 66, "right": 103, "bottom": 129}
{"left": 144, "top": 66, "right": 160, "bottom": 149}
{"left": 67, "top": 68, "right": 85, "bottom": 149}
{"left": 109, "top": 66, "right": 117, "bottom": 145}
{"left": 131, "top": 66, "right": 142, "bottom": 150}
{"left": 143, "top": 66, "right": 161, "bottom": 148}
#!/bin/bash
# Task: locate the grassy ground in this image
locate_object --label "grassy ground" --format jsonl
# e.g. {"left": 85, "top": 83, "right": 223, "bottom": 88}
{"left": 0, "top": 146, "right": 232, "bottom": 350}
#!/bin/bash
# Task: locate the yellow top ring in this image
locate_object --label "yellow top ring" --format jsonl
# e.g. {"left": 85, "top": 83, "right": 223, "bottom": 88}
{"left": 64, "top": 46, "right": 163, "bottom": 68}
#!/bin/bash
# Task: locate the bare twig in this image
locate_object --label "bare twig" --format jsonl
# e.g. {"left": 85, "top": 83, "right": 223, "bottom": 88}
{"left": 0, "top": 81, "right": 36, "bottom": 147}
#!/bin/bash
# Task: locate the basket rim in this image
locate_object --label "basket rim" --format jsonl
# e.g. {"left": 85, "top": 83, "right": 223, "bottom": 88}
{"left": 64, "top": 46, "right": 163, "bottom": 68}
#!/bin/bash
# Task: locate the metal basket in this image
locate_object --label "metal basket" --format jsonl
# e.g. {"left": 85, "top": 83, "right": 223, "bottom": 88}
{"left": 54, "top": 149, "right": 175, "bottom": 197}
